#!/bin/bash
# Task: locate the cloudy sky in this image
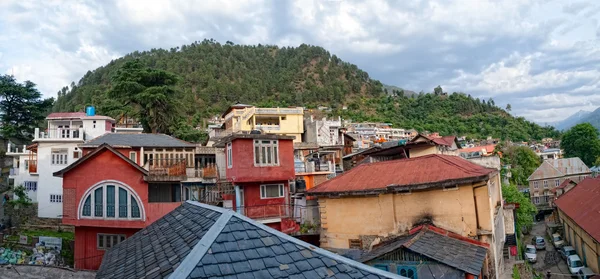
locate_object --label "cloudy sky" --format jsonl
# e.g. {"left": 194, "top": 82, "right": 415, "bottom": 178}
{"left": 1, "top": 0, "right": 600, "bottom": 124}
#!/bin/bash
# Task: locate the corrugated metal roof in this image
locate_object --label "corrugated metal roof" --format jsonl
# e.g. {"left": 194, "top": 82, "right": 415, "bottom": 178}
{"left": 308, "top": 154, "right": 496, "bottom": 194}
{"left": 460, "top": 144, "right": 496, "bottom": 154}
{"left": 81, "top": 133, "right": 195, "bottom": 148}
{"left": 46, "top": 112, "right": 86, "bottom": 119}
{"left": 527, "top": 158, "right": 590, "bottom": 181}
{"left": 555, "top": 178, "right": 600, "bottom": 243}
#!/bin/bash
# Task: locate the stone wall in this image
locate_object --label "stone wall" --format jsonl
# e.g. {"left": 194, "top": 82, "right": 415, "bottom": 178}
{"left": 0, "top": 265, "right": 95, "bottom": 279}
{"left": 3, "top": 203, "right": 73, "bottom": 232}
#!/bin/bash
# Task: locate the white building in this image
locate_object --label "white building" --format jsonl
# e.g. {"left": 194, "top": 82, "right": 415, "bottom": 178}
{"left": 7, "top": 143, "right": 38, "bottom": 202}
{"left": 14, "top": 111, "right": 115, "bottom": 219}
{"left": 303, "top": 116, "right": 342, "bottom": 146}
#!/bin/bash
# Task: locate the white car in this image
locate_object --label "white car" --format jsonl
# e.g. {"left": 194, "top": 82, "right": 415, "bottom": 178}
{"left": 524, "top": 245, "right": 537, "bottom": 263}
{"left": 551, "top": 233, "right": 565, "bottom": 248}
{"left": 568, "top": 255, "right": 585, "bottom": 275}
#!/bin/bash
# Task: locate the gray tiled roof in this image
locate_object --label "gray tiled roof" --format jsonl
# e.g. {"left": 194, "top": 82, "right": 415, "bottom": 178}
{"left": 359, "top": 229, "right": 487, "bottom": 276}
{"left": 97, "top": 202, "right": 404, "bottom": 279}
{"left": 97, "top": 203, "right": 221, "bottom": 278}
{"left": 81, "top": 133, "right": 195, "bottom": 148}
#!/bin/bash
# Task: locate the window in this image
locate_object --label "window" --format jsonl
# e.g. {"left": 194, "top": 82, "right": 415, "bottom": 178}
{"left": 97, "top": 234, "right": 126, "bottom": 250}
{"left": 24, "top": 160, "right": 29, "bottom": 170}
{"left": 51, "top": 149, "right": 68, "bottom": 165}
{"left": 543, "top": 180, "right": 548, "bottom": 188}
{"left": 129, "top": 152, "right": 137, "bottom": 164}
{"left": 533, "top": 181, "right": 539, "bottom": 189}
{"left": 50, "top": 194, "right": 62, "bottom": 203}
{"left": 81, "top": 183, "right": 142, "bottom": 219}
{"left": 227, "top": 143, "right": 233, "bottom": 168}
{"left": 281, "top": 116, "right": 286, "bottom": 121}
{"left": 24, "top": 181, "right": 37, "bottom": 191}
{"left": 397, "top": 266, "right": 417, "bottom": 279}
{"left": 533, "top": 197, "right": 540, "bottom": 204}
{"left": 374, "top": 264, "right": 389, "bottom": 271}
{"left": 254, "top": 140, "right": 279, "bottom": 166}
{"left": 555, "top": 179, "right": 560, "bottom": 187}
{"left": 58, "top": 125, "right": 70, "bottom": 138}
{"left": 260, "top": 184, "right": 284, "bottom": 199}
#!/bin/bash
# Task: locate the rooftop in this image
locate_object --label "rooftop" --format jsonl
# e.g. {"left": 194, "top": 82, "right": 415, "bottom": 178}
{"left": 527, "top": 157, "right": 590, "bottom": 181}
{"left": 460, "top": 144, "right": 496, "bottom": 154}
{"left": 96, "top": 201, "right": 402, "bottom": 279}
{"left": 80, "top": 133, "right": 195, "bottom": 148}
{"left": 359, "top": 225, "right": 488, "bottom": 275}
{"left": 309, "top": 154, "right": 496, "bottom": 195}
{"left": 46, "top": 112, "right": 115, "bottom": 121}
{"left": 555, "top": 178, "right": 600, "bottom": 243}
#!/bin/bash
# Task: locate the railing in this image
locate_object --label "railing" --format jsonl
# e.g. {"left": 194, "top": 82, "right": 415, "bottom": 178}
{"left": 9, "top": 168, "right": 18, "bottom": 176}
{"left": 295, "top": 161, "right": 334, "bottom": 174}
{"left": 225, "top": 204, "right": 293, "bottom": 220}
{"left": 255, "top": 124, "right": 280, "bottom": 131}
{"left": 6, "top": 143, "right": 29, "bottom": 154}
{"left": 148, "top": 159, "right": 186, "bottom": 177}
{"left": 255, "top": 107, "right": 303, "bottom": 114}
{"left": 116, "top": 123, "right": 143, "bottom": 128}
{"left": 29, "top": 161, "right": 37, "bottom": 173}
{"left": 185, "top": 164, "right": 218, "bottom": 179}
{"left": 208, "top": 129, "right": 232, "bottom": 139}
{"left": 34, "top": 128, "right": 84, "bottom": 140}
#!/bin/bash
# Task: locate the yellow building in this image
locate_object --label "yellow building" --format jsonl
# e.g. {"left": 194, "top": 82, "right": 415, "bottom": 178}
{"left": 308, "top": 154, "right": 505, "bottom": 279}
{"left": 555, "top": 178, "right": 600, "bottom": 273}
{"left": 222, "top": 104, "right": 304, "bottom": 142}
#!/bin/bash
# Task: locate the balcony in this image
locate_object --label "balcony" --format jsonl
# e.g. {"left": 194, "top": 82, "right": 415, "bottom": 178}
{"left": 29, "top": 160, "right": 37, "bottom": 174}
{"left": 9, "top": 168, "right": 18, "bottom": 176}
{"left": 34, "top": 128, "right": 84, "bottom": 141}
{"left": 255, "top": 107, "right": 303, "bottom": 115}
{"left": 208, "top": 129, "right": 232, "bottom": 139}
{"left": 184, "top": 164, "right": 218, "bottom": 182}
{"left": 255, "top": 124, "right": 280, "bottom": 131}
{"left": 144, "top": 159, "right": 187, "bottom": 182}
{"left": 6, "top": 143, "right": 29, "bottom": 155}
{"left": 227, "top": 204, "right": 292, "bottom": 221}
{"left": 295, "top": 161, "right": 334, "bottom": 174}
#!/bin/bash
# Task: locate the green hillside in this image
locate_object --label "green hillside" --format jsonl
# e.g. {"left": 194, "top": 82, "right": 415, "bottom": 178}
{"left": 52, "top": 39, "right": 559, "bottom": 142}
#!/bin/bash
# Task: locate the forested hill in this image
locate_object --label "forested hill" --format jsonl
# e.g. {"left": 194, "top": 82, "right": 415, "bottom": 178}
{"left": 52, "top": 39, "right": 559, "bottom": 141}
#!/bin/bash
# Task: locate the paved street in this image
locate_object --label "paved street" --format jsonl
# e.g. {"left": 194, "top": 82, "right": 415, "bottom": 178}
{"left": 527, "top": 220, "right": 571, "bottom": 278}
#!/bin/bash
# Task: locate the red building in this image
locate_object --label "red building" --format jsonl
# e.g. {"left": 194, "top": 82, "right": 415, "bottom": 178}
{"left": 216, "top": 134, "right": 298, "bottom": 233}
{"left": 54, "top": 133, "right": 197, "bottom": 270}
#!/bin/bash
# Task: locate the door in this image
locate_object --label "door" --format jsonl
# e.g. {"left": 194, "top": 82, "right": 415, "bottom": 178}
{"left": 239, "top": 188, "right": 245, "bottom": 215}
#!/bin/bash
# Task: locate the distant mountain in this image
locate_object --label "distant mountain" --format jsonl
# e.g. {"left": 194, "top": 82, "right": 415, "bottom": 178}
{"left": 382, "top": 84, "right": 417, "bottom": 97}
{"left": 554, "top": 110, "right": 592, "bottom": 131}
{"left": 577, "top": 107, "right": 600, "bottom": 131}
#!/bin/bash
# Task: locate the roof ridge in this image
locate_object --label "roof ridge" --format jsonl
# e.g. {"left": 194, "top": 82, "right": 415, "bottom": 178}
{"left": 185, "top": 201, "right": 403, "bottom": 279}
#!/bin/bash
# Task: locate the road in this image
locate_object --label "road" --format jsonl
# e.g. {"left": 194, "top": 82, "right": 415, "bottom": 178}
{"left": 527, "top": 220, "right": 571, "bottom": 277}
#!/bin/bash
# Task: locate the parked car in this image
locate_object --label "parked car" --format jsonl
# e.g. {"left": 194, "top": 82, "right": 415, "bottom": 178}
{"left": 561, "top": 246, "right": 577, "bottom": 260}
{"left": 532, "top": 236, "right": 546, "bottom": 250}
{"left": 524, "top": 245, "right": 537, "bottom": 263}
{"left": 551, "top": 233, "right": 565, "bottom": 248}
{"left": 576, "top": 267, "right": 595, "bottom": 279}
{"left": 567, "top": 255, "right": 585, "bottom": 275}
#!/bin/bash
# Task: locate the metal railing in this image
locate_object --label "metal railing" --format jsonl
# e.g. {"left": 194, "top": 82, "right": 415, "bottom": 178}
{"left": 148, "top": 159, "right": 186, "bottom": 177}
{"left": 295, "top": 161, "right": 334, "bottom": 173}
{"left": 225, "top": 204, "right": 293, "bottom": 220}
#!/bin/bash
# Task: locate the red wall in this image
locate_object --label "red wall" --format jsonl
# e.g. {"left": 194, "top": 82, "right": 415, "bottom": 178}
{"left": 74, "top": 226, "right": 139, "bottom": 270}
{"left": 82, "top": 147, "right": 141, "bottom": 164}
{"left": 241, "top": 181, "right": 289, "bottom": 220}
{"left": 62, "top": 149, "right": 176, "bottom": 228}
{"left": 226, "top": 138, "right": 295, "bottom": 183}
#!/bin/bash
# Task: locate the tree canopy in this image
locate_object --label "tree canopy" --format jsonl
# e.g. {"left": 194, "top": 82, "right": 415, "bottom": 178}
{"left": 0, "top": 75, "right": 54, "bottom": 142}
{"left": 497, "top": 143, "right": 541, "bottom": 185}
{"left": 51, "top": 39, "right": 560, "bottom": 141}
{"left": 502, "top": 183, "right": 537, "bottom": 230}
{"left": 561, "top": 123, "right": 600, "bottom": 167}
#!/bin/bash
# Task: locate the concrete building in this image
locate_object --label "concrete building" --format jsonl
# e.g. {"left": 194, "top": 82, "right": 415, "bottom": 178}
{"left": 6, "top": 143, "right": 38, "bottom": 202}
{"left": 527, "top": 158, "right": 591, "bottom": 210}
{"left": 221, "top": 104, "right": 304, "bottom": 142}
{"left": 555, "top": 178, "right": 600, "bottom": 273}
{"left": 308, "top": 154, "right": 505, "bottom": 279}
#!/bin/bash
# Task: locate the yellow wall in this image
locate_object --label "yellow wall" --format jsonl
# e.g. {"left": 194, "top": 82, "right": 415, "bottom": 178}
{"left": 319, "top": 183, "right": 487, "bottom": 249}
{"left": 559, "top": 209, "right": 600, "bottom": 273}
{"left": 227, "top": 107, "right": 304, "bottom": 142}
{"left": 409, "top": 146, "right": 436, "bottom": 157}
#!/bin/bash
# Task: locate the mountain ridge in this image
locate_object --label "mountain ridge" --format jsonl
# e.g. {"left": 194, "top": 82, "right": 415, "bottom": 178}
{"left": 51, "top": 39, "right": 559, "bottom": 141}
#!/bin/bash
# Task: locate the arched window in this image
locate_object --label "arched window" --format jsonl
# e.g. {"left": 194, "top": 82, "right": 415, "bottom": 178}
{"left": 80, "top": 182, "right": 143, "bottom": 220}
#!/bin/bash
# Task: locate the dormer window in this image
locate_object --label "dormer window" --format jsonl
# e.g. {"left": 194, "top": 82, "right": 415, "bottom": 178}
{"left": 254, "top": 140, "right": 279, "bottom": 167}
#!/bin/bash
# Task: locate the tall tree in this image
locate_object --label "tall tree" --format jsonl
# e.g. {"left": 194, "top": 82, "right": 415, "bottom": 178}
{"left": 502, "top": 184, "right": 536, "bottom": 230}
{"left": 497, "top": 143, "right": 541, "bottom": 185}
{"left": 505, "top": 103, "right": 511, "bottom": 112}
{"left": 561, "top": 123, "right": 600, "bottom": 167}
{"left": 107, "top": 60, "right": 181, "bottom": 134}
{"left": 433, "top": 85, "right": 443, "bottom": 95}
{"left": 0, "top": 75, "right": 54, "bottom": 142}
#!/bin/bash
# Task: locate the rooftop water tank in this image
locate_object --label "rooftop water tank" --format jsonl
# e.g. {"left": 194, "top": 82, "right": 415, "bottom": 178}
{"left": 86, "top": 106, "right": 96, "bottom": 116}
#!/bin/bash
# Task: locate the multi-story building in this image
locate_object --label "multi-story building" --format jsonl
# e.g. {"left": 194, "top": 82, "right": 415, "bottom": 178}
{"left": 55, "top": 133, "right": 198, "bottom": 270}
{"left": 220, "top": 104, "right": 304, "bottom": 142}
{"left": 303, "top": 116, "right": 342, "bottom": 147}
{"left": 308, "top": 154, "right": 506, "bottom": 279}
{"left": 6, "top": 143, "right": 37, "bottom": 202}
{"left": 216, "top": 133, "right": 299, "bottom": 233}
{"left": 527, "top": 157, "right": 591, "bottom": 210}
{"left": 18, "top": 111, "right": 116, "bottom": 218}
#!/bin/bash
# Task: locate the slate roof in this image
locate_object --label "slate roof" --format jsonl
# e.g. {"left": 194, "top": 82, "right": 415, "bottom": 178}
{"left": 80, "top": 133, "right": 195, "bottom": 148}
{"left": 308, "top": 154, "right": 496, "bottom": 195}
{"left": 555, "top": 178, "right": 600, "bottom": 243}
{"left": 97, "top": 201, "right": 403, "bottom": 279}
{"left": 359, "top": 226, "right": 488, "bottom": 275}
{"left": 527, "top": 158, "right": 591, "bottom": 181}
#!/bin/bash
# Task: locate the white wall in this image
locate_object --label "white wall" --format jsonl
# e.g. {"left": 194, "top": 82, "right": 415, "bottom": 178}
{"left": 82, "top": 119, "right": 109, "bottom": 140}
{"left": 11, "top": 154, "right": 38, "bottom": 203}
{"left": 36, "top": 142, "right": 80, "bottom": 218}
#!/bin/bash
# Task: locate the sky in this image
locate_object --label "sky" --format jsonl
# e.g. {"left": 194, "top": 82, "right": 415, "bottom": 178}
{"left": 1, "top": 0, "right": 600, "bottom": 124}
